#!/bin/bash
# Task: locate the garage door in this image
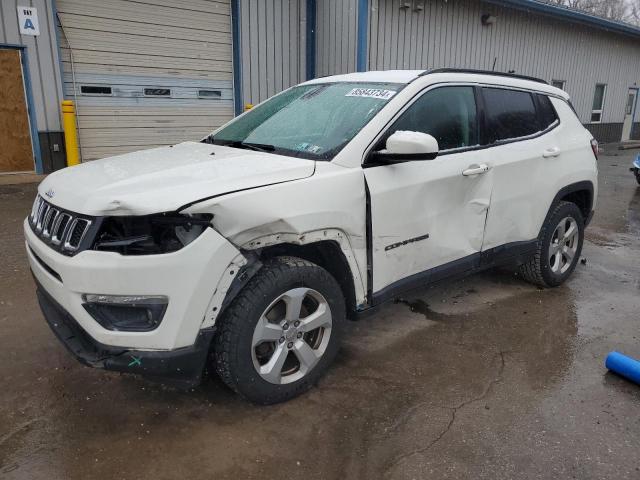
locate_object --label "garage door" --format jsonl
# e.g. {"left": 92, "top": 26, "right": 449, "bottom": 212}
{"left": 56, "top": 0, "right": 234, "bottom": 160}
{"left": 0, "top": 49, "right": 34, "bottom": 173}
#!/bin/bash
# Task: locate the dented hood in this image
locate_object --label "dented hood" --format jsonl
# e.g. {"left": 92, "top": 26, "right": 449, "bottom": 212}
{"left": 38, "top": 142, "right": 315, "bottom": 216}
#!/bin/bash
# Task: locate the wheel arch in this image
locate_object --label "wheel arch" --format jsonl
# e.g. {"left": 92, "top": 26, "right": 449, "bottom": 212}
{"left": 256, "top": 239, "right": 360, "bottom": 320}
{"left": 542, "top": 181, "right": 594, "bottom": 234}
{"left": 202, "top": 231, "right": 366, "bottom": 328}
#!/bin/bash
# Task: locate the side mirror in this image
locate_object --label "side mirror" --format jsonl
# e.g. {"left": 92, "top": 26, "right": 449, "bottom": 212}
{"left": 368, "top": 131, "right": 439, "bottom": 165}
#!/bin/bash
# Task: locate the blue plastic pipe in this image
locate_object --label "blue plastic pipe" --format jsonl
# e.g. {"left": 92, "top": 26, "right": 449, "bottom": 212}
{"left": 605, "top": 351, "right": 640, "bottom": 385}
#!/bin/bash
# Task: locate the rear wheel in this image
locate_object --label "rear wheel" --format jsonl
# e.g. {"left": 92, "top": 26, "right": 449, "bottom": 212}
{"left": 636, "top": 172, "right": 640, "bottom": 185}
{"left": 213, "top": 256, "right": 345, "bottom": 404}
{"left": 519, "top": 201, "right": 584, "bottom": 287}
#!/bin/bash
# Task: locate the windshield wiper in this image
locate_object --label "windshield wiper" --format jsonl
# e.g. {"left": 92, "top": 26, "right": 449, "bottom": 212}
{"left": 234, "top": 141, "right": 276, "bottom": 152}
{"left": 209, "top": 138, "right": 276, "bottom": 153}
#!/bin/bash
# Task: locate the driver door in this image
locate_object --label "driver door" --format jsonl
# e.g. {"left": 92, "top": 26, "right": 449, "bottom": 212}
{"left": 363, "top": 85, "right": 493, "bottom": 296}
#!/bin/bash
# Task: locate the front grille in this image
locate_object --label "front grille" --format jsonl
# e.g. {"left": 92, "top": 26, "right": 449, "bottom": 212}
{"left": 29, "top": 195, "right": 96, "bottom": 255}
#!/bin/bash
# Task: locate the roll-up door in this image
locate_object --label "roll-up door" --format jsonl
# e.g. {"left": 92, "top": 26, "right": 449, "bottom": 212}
{"left": 56, "top": 0, "right": 234, "bottom": 160}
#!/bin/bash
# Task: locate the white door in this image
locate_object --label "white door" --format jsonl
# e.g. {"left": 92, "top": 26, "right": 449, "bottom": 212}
{"left": 480, "top": 88, "right": 561, "bottom": 249}
{"left": 621, "top": 88, "right": 638, "bottom": 142}
{"left": 364, "top": 86, "right": 492, "bottom": 295}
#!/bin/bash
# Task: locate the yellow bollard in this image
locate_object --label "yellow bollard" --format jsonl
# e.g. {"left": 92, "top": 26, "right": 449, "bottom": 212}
{"left": 61, "top": 100, "right": 80, "bottom": 166}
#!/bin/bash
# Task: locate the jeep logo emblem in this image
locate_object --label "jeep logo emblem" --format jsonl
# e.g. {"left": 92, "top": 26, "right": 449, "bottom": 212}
{"left": 45, "top": 189, "right": 55, "bottom": 199}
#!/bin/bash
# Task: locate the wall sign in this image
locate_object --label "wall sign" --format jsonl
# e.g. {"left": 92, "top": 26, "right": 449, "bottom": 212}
{"left": 17, "top": 6, "right": 40, "bottom": 36}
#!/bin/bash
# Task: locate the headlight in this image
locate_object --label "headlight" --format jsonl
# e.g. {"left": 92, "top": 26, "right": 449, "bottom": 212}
{"left": 93, "top": 213, "right": 212, "bottom": 255}
{"left": 82, "top": 294, "right": 168, "bottom": 331}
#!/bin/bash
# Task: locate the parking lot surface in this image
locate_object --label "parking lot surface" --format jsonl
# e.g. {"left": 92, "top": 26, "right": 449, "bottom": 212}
{"left": 1, "top": 149, "right": 639, "bottom": 480}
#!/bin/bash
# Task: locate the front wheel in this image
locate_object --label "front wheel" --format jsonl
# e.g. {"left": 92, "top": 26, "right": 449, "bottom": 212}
{"left": 519, "top": 201, "right": 584, "bottom": 287}
{"left": 213, "top": 256, "right": 345, "bottom": 404}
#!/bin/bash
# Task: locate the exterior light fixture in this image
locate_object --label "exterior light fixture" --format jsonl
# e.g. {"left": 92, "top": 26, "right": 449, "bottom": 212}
{"left": 482, "top": 14, "right": 497, "bottom": 26}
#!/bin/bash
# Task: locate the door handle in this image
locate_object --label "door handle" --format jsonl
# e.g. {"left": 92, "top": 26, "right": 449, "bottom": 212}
{"left": 542, "top": 147, "right": 561, "bottom": 158}
{"left": 462, "top": 164, "right": 489, "bottom": 176}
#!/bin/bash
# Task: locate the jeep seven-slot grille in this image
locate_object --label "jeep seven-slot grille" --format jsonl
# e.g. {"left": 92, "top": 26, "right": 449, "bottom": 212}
{"left": 29, "top": 195, "right": 94, "bottom": 255}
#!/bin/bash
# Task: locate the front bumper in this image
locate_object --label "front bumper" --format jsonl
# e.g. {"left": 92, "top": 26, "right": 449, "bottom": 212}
{"left": 25, "top": 219, "right": 240, "bottom": 350}
{"left": 36, "top": 278, "right": 213, "bottom": 388}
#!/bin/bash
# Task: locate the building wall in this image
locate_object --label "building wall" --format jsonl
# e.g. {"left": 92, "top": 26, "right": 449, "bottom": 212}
{"left": 0, "top": 0, "right": 65, "bottom": 172}
{"left": 366, "top": 0, "right": 640, "bottom": 135}
{"left": 239, "top": 0, "right": 307, "bottom": 106}
{"left": 315, "top": 0, "right": 358, "bottom": 77}
{"left": 56, "top": 0, "right": 235, "bottom": 160}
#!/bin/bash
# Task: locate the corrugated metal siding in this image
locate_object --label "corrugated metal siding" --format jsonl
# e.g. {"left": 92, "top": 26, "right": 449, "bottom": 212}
{"left": 239, "top": 0, "right": 307, "bottom": 106}
{"left": 56, "top": 0, "right": 234, "bottom": 160}
{"left": 0, "top": 0, "right": 63, "bottom": 132}
{"left": 368, "top": 0, "right": 640, "bottom": 126}
{"left": 316, "top": 0, "right": 358, "bottom": 76}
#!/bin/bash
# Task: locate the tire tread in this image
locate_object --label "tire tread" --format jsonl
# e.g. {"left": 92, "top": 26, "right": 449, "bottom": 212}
{"left": 213, "top": 256, "right": 343, "bottom": 404}
{"left": 519, "top": 200, "right": 582, "bottom": 287}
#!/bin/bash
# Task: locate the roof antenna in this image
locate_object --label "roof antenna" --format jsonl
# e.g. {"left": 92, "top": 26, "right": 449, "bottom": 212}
{"left": 491, "top": 57, "right": 497, "bottom": 71}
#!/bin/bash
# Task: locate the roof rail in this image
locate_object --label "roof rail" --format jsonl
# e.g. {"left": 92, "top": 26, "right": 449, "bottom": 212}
{"left": 420, "top": 68, "right": 548, "bottom": 85}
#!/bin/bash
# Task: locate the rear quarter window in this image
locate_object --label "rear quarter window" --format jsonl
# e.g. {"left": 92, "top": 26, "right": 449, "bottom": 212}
{"left": 483, "top": 88, "right": 539, "bottom": 143}
{"left": 536, "top": 94, "right": 559, "bottom": 130}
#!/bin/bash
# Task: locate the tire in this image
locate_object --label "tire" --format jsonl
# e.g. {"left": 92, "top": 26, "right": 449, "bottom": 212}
{"left": 635, "top": 173, "right": 640, "bottom": 185}
{"left": 213, "top": 256, "right": 345, "bottom": 404}
{"left": 519, "top": 201, "right": 584, "bottom": 287}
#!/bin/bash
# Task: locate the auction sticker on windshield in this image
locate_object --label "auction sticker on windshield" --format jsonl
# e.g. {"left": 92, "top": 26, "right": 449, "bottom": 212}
{"left": 345, "top": 88, "right": 396, "bottom": 100}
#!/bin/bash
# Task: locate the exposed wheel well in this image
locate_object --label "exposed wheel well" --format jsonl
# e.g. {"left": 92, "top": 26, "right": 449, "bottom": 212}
{"left": 256, "top": 240, "right": 358, "bottom": 319}
{"left": 559, "top": 189, "right": 592, "bottom": 221}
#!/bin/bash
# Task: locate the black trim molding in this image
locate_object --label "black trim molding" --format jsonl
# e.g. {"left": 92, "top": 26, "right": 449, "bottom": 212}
{"left": 370, "top": 239, "right": 537, "bottom": 306}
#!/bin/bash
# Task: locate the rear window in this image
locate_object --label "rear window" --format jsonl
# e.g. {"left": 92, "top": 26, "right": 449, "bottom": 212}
{"left": 483, "top": 88, "right": 539, "bottom": 143}
{"left": 536, "top": 94, "right": 559, "bottom": 130}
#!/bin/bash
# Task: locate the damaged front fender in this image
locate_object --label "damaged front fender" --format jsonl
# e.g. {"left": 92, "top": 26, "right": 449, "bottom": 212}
{"left": 184, "top": 162, "right": 369, "bottom": 315}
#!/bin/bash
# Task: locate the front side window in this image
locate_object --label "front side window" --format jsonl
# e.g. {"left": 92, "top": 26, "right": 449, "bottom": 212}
{"left": 483, "top": 88, "right": 539, "bottom": 143}
{"left": 210, "top": 82, "right": 401, "bottom": 160}
{"left": 385, "top": 86, "right": 478, "bottom": 151}
{"left": 591, "top": 84, "right": 606, "bottom": 123}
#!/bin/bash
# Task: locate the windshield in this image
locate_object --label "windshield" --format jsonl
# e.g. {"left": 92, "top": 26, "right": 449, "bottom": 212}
{"left": 208, "top": 82, "right": 403, "bottom": 160}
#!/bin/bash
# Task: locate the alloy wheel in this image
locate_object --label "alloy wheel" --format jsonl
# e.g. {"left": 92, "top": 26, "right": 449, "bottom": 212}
{"left": 251, "top": 287, "right": 332, "bottom": 385}
{"left": 548, "top": 216, "right": 579, "bottom": 274}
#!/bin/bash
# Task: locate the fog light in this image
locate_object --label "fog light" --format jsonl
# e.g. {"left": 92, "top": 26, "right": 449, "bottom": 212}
{"left": 82, "top": 294, "right": 168, "bottom": 332}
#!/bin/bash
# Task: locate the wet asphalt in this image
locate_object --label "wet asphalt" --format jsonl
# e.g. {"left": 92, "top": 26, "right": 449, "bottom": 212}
{"left": 1, "top": 149, "right": 639, "bottom": 480}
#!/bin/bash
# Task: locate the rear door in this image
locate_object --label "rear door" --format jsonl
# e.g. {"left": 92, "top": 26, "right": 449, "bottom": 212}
{"left": 480, "top": 87, "right": 560, "bottom": 250}
{"left": 621, "top": 88, "right": 638, "bottom": 142}
{"left": 364, "top": 85, "right": 493, "bottom": 296}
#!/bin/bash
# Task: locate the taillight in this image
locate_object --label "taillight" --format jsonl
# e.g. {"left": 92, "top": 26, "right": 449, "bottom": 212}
{"left": 590, "top": 138, "right": 599, "bottom": 159}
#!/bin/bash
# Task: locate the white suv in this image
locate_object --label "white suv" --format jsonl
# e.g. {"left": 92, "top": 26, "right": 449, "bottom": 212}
{"left": 26, "top": 69, "right": 598, "bottom": 404}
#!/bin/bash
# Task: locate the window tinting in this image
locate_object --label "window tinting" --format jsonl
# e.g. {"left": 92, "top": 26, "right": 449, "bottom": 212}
{"left": 388, "top": 86, "right": 478, "bottom": 150}
{"left": 80, "top": 85, "right": 112, "bottom": 95}
{"left": 592, "top": 84, "right": 606, "bottom": 110}
{"left": 144, "top": 88, "right": 171, "bottom": 97}
{"left": 536, "top": 94, "right": 559, "bottom": 130}
{"left": 590, "top": 84, "right": 606, "bottom": 123}
{"left": 198, "top": 89, "right": 222, "bottom": 99}
{"left": 483, "top": 88, "right": 539, "bottom": 142}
